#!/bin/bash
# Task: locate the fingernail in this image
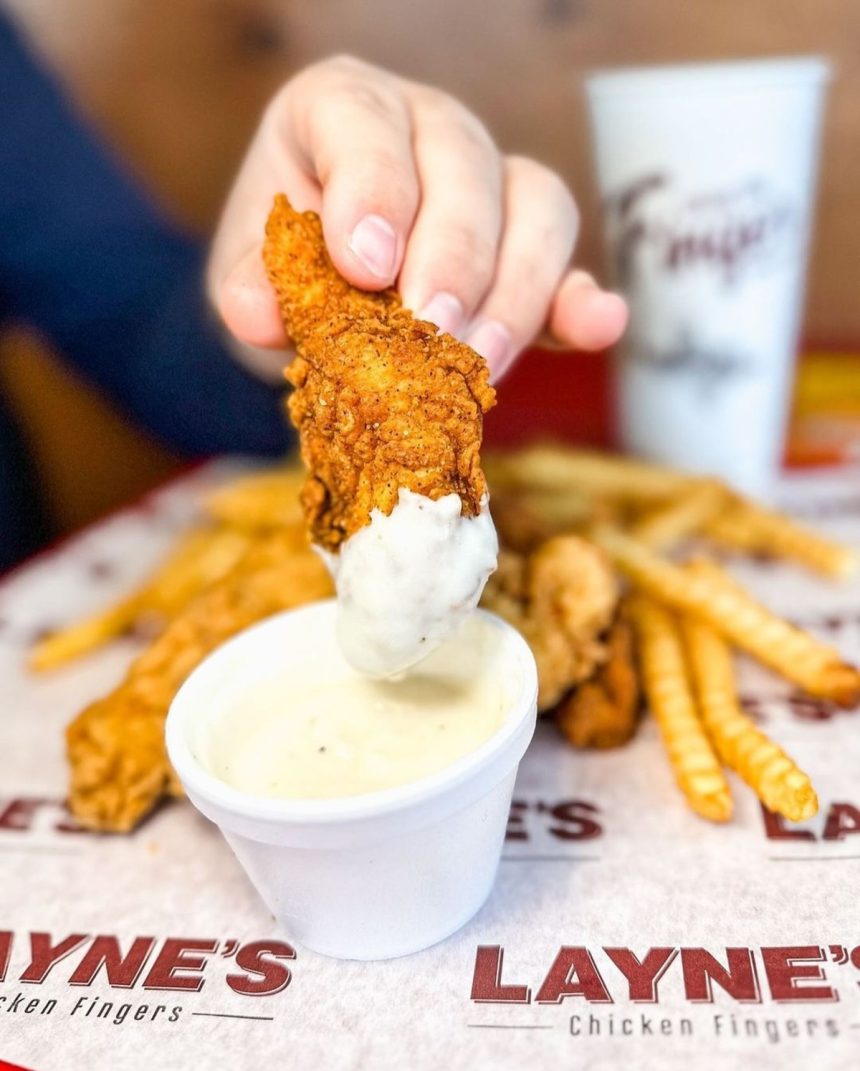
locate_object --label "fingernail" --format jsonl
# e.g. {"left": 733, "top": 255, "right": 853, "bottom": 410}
{"left": 467, "top": 320, "right": 513, "bottom": 379}
{"left": 592, "top": 289, "right": 628, "bottom": 319}
{"left": 417, "top": 292, "right": 465, "bottom": 336}
{"left": 567, "top": 269, "right": 599, "bottom": 289}
{"left": 347, "top": 214, "right": 397, "bottom": 279}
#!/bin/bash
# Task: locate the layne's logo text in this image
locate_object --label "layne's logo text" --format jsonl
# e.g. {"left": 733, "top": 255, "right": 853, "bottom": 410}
{"left": 0, "top": 931, "right": 295, "bottom": 1027}
{"left": 470, "top": 944, "right": 858, "bottom": 1005}
{"left": 469, "top": 945, "right": 855, "bottom": 1044}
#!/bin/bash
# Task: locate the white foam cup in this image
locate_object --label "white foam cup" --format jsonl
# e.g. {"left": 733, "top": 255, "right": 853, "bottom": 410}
{"left": 586, "top": 57, "right": 830, "bottom": 496}
{"left": 166, "top": 600, "right": 537, "bottom": 960}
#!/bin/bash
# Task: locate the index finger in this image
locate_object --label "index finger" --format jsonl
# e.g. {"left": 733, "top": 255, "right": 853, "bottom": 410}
{"left": 291, "top": 58, "right": 420, "bottom": 289}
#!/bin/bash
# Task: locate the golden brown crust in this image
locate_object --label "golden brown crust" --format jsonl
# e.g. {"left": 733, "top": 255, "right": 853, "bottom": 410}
{"left": 263, "top": 195, "right": 495, "bottom": 551}
{"left": 555, "top": 614, "right": 641, "bottom": 749}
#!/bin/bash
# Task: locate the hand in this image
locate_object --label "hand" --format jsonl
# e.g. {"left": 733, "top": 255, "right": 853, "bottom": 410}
{"left": 209, "top": 56, "right": 627, "bottom": 384}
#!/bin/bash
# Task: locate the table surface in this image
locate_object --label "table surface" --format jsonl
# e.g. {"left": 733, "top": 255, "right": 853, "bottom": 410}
{"left": 1, "top": 461, "right": 860, "bottom": 1071}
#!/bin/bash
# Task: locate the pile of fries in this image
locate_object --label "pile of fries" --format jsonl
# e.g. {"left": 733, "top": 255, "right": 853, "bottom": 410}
{"left": 488, "top": 446, "right": 859, "bottom": 823}
{"left": 31, "top": 446, "right": 859, "bottom": 832}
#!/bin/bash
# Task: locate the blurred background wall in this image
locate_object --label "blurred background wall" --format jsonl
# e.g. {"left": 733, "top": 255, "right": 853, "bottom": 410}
{"left": 2, "top": 0, "right": 859, "bottom": 536}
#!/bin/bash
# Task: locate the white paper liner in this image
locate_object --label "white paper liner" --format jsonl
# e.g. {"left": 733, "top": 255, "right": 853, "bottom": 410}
{"left": 1, "top": 462, "right": 859, "bottom": 1071}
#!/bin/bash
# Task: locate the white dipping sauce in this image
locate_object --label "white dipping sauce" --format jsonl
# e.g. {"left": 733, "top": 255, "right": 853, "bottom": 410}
{"left": 208, "top": 614, "right": 510, "bottom": 798}
{"left": 323, "top": 489, "right": 498, "bottom": 678}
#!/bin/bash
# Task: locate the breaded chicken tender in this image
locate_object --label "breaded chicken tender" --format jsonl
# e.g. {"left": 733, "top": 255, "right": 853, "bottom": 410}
{"left": 480, "top": 535, "right": 618, "bottom": 710}
{"left": 555, "top": 612, "right": 641, "bottom": 748}
{"left": 67, "top": 534, "right": 333, "bottom": 831}
{"left": 263, "top": 195, "right": 495, "bottom": 552}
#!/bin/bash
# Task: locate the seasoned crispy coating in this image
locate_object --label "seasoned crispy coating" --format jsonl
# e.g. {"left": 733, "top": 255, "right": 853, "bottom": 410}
{"left": 556, "top": 612, "right": 641, "bottom": 749}
{"left": 263, "top": 195, "right": 495, "bottom": 551}
{"left": 481, "top": 535, "right": 618, "bottom": 710}
{"left": 67, "top": 534, "right": 333, "bottom": 832}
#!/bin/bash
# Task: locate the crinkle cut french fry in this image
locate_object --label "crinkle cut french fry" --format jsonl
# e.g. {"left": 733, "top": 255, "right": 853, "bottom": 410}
{"left": 680, "top": 616, "right": 818, "bottom": 822}
{"left": 484, "top": 445, "right": 693, "bottom": 501}
{"left": 141, "top": 526, "right": 254, "bottom": 613}
{"left": 628, "top": 596, "right": 732, "bottom": 821}
{"left": 631, "top": 479, "right": 728, "bottom": 552}
{"left": 29, "top": 527, "right": 253, "bottom": 672}
{"left": 686, "top": 557, "right": 860, "bottom": 707}
{"left": 490, "top": 487, "right": 621, "bottom": 554}
{"left": 518, "top": 488, "right": 600, "bottom": 528}
{"left": 592, "top": 526, "right": 860, "bottom": 708}
{"left": 29, "top": 598, "right": 143, "bottom": 673}
{"left": 203, "top": 466, "right": 307, "bottom": 531}
{"left": 705, "top": 500, "right": 859, "bottom": 579}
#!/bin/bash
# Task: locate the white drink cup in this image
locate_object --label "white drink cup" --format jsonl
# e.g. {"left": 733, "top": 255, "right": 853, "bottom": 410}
{"left": 166, "top": 601, "right": 537, "bottom": 961}
{"left": 586, "top": 57, "right": 830, "bottom": 495}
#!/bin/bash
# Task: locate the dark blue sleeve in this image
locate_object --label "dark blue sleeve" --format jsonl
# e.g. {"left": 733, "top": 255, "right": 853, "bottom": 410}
{"left": 0, "top": 13, "right": 290, "bottom": 458}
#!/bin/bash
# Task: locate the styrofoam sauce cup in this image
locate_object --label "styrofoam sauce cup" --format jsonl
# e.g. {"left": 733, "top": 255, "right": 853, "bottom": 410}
{"left": 166, "top": 600, "right": 537, "bottom": 960}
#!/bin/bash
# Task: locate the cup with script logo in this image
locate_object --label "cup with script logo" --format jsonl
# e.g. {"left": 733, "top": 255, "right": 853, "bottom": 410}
{"left": 166, "top": 600, "right": 537, "bottom": 960}
{"left": 586, "top": 57, "right": 830, "bottom": 495}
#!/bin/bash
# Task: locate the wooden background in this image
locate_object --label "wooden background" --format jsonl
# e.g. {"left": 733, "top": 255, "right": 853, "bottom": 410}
{"left": 2, "top": 0, "right": 859, "bottom": 535}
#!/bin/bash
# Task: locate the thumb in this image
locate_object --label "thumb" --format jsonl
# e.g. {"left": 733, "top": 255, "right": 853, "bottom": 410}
{"left": 217, "top": 246, "right": 289, "bottom": 351}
